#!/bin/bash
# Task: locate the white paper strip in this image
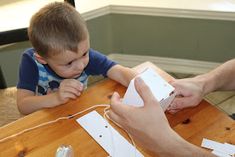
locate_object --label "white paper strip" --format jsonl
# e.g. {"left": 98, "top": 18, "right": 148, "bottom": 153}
{"left": 211, "top": 150, "right": 231, "bottom": 157}
{"left": 201, "top": 138, "right": 235, "bottom": 156}
{"left": 224, "top": 143, "right": 235, "bottom": 154}
{"left": 76, "top": 111, "right": 144, "bottom": 157}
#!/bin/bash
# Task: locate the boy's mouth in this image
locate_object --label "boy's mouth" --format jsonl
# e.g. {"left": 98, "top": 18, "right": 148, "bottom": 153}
{"left": 73, "top": 72, "right": 82, "bottom": 78}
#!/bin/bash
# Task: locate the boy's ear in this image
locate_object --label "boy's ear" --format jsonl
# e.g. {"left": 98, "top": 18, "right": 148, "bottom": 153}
{"left": 35, "top": 53, "right": 47, "bottom": 64}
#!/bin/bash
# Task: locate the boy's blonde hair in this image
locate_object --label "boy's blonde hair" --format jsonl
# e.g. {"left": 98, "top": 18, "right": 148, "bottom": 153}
{"left": 28, "top": 2, "right": 88, "bottom": 57}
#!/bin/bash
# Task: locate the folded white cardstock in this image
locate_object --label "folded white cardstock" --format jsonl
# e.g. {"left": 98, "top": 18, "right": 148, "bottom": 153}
{"left": 123, "top": 68, "right": 175, "bottom": 111}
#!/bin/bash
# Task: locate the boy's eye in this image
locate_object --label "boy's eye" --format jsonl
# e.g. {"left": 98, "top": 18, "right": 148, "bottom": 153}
{"left": 83, "top": 52, "right": 88, "bottom": 56}
{"left": 67, "top": 61, "right": 73, "bottom": 65}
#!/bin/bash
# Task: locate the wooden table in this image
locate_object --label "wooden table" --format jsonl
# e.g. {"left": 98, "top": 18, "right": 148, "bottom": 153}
{"left": 0, "top": 62, "right": 234, "bottom": 157}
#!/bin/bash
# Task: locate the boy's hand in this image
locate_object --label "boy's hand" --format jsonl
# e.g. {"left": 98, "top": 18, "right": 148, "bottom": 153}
{"left": 56, "top": 79, "right": 84, "bottom": 104}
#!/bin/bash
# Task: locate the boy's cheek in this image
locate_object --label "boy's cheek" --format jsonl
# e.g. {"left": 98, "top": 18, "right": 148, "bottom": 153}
{"left": 84, "top": 57, "right": 89, "bottom": 68}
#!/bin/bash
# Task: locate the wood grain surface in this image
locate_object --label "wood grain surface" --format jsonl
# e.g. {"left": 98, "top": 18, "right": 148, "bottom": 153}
{"left": 0, "top": 62, "right": 234, "bottom": 157}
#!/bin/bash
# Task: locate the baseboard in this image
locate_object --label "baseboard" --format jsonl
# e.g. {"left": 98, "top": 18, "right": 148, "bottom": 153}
{"left": 108, "top": 54, "right": 221, "bottom": 74}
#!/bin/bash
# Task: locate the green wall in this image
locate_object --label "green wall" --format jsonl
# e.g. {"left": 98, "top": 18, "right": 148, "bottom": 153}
{"left": 111, "top": 14, "right": 235, "bottom": 62}
{"left": 87, "top": 14, "right": 113, "bottom": 54}
{"left": 1, "top": 13, "right": 235, "bottom": 87}
{"left": 0, "top": 42, "right": 32, "bottom": 87}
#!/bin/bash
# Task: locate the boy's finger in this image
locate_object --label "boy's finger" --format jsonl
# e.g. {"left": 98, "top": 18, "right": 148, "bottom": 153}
{"left": 74, "top": 81, "right": 84, "bottom": 91}
{"left": 63, "top": 86, "right": 81, "bottom": 96}
{"left": 67, "top": 79, "right": 84, "bottom": 91}
{"left": 63, "top": 92, "right": 77, "bottom": 100}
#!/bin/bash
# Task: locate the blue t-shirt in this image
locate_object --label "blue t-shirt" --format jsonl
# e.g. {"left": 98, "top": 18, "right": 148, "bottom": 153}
{"left": 17, "top": 48, "right": 116, "bottom": 95}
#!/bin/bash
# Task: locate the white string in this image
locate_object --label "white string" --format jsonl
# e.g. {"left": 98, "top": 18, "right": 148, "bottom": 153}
{"left": 102, "top": 106, "right": 116, "bottom": 157}
{"left": 0, "top": 104, "right": 108, "bottom": 143}
{"left": 0, "top": 104, "right": 137, "bottom": 157}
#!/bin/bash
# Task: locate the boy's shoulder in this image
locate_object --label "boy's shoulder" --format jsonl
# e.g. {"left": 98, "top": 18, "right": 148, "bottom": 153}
{"left": 23, "top": 48, "right": 35, "bottom": 57}
{"left": 20, "top": 48, "right": 38, "bottom": 67}
{"left": 88, "top": 48, "right": 106, "bottom": 59}
{"left": 89, "top": 48, "right": 99, "bottom": 56}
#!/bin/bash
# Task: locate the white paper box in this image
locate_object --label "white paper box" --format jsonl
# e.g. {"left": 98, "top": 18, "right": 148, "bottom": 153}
{"left": 123, "top": 68, "right": 175, "bottom": 111}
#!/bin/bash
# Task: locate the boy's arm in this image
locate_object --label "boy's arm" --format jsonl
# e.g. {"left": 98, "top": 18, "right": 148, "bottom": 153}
{"left": 17, "top": 89, "right": 62, "bottom": 115}
{"left": 107, "top": 65, "right": 137, "bottom": 87}
{"left": 17, "top": 79, "right": 83, "bottom": 115}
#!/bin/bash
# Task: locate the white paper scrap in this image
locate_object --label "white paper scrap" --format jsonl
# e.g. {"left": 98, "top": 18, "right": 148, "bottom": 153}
{"left": 201, "top": 138, "right": 235, "bottom": 156}
{"left": 211, "top": 150, "right": 231, "bottom": 157}
{"left": 224, "top": 143, "right": 235, "bottom": 154}
{"left": 76, "top": 111, "right": 144, "bottom": 157}
{"left": 123, "top": 68, "right": 175, "bottom": 111}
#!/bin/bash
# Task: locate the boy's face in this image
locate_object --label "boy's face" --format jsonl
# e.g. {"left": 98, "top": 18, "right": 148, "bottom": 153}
{"left": 44, "top": 39, "right": 90, "bottom": 78}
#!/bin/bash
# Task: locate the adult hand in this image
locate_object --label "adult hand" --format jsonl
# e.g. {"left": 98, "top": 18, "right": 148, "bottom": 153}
{"left": 167, "top": 77, "right": 204, "bottom": 113}
{"left": 108, "top": 77, "right": 174, "bottom": 154}
{"left": 108, "top": 77, "right": 215, "bottom": 157}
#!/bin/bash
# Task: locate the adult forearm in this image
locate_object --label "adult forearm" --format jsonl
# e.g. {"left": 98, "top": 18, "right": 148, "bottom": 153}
{"left": 169, "top": 138, "right": 215, "bottom": 157}
{"left": 155, "top": 130, "right": 215, "bottom": 157}
{"left": 195, "top": 59, "right": 235, "bottom": 95}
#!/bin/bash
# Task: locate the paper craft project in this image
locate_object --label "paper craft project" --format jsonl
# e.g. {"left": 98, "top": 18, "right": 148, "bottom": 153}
{"left": 201, "top": 138, "right": 235, "bottom": 157}
{"left": 77, "top": 111, "right": 144, "bottom": 157}
{"left": 123, "top": 68, "right": 175, "bottom": 111}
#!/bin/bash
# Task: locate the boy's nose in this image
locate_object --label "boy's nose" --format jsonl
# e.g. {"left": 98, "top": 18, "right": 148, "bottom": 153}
{"left": 75, "top": 62, "right": 84, "bottom": 71}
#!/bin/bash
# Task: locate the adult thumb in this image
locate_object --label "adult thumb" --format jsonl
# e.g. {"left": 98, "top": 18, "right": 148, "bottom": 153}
{"left": 134, "top": 77, "right": 156, "bottom": 105}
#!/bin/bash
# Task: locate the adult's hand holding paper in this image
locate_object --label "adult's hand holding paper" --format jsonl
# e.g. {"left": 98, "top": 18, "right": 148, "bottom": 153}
{"left": 123, "top": 68, "right": 175, "bottom": 111}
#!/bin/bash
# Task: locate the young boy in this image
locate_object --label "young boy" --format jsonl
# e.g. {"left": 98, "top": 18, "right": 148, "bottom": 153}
{"left": 17, "top": 2, "right": 136, "bottom": 115}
